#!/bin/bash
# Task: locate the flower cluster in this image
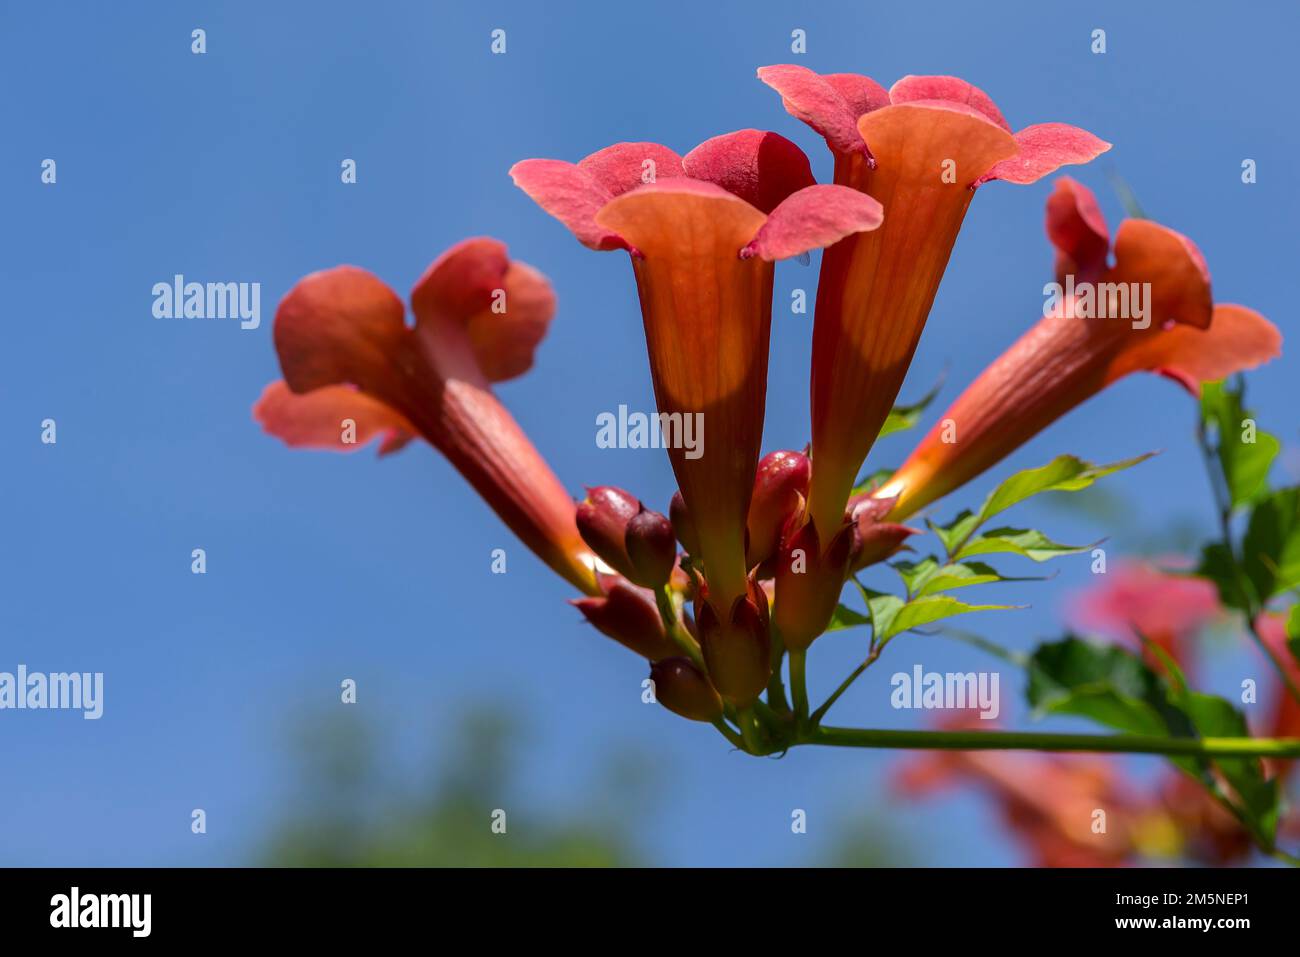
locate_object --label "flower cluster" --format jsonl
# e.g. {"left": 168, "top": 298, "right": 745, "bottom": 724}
{"left": 252, "top": 66, "right": 1280, "bottom": 765}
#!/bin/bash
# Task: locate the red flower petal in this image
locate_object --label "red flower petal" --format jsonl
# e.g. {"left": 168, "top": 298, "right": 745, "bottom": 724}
{"left": 578, "top": 142, "right": 685, "bottom": 197}
{"left": 1113, "top": 303, "right": 1282, "bottom": 395}
{"left": 824, "top": 72, "right": 891, "bottom": 119}
{"left": 1108, "top": 219, "right": 1213, "bottom": 329}
{"left": 888, "top": 75, "right": 1011, "bottom": 131}
{"left": 253, "top": 380, "right": 415, "bottom": 455}
{"left": 508, "top": 158, "right": 624, "bottom": 251}
{"left": 982, "top": 123, "right": 1111, "bottom": 186}
{"left": 757, "top": 64, "right": 870, "bottom": 156}
{"left": 410, "top": 237, "right": 556, "bottom": 383}
{"left": 741, "top": 184, "right": 883, "bottom": 262}
{"left": 1045, "top": 176, "right": 1110, "bottom": 284}
{"left": 683, "top": 129, "right": 815, "bottom": 214}
{"left": 272, "top": 265, "right": 409, "bottom": 399}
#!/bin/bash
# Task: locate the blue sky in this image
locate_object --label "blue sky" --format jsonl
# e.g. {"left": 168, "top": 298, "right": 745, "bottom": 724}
{"left": 2, "top": 0, "right": 1296, "bottom": 866}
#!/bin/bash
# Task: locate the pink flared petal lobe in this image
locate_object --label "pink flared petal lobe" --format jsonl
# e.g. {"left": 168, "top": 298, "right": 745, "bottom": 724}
{"left": 577, "top": 142, "right": 686, "bottom": 197}
{"left": 742, "top": 184, "right": 884, "bottom": 262}
{"left": 757, "top": 64, "right": 869, "bottom": 155}
{"left": 824, "top": 73, "right": 891, "bottom": 118}
{"left": 1045, "top": 176, "right": 1110, "bottom": 283}
{"left": 982, "top": 123, "right": 1111, "bottom": 185}
{"left": 254, "top": 380, "right": 415, "bottom": 453}
{"left": 410, "top": 237, "right": 556, "bottom": 383}
{"left": 508, "top": 158, "right": 624, "bottom": 250}
{"left": 1108, "top": 220, "right": 1213, "bottom": 329}
{"left": 683, "top": 129, "right": 816, "bottom": 214}
{"left": 1113, "top": 304, "right": 1282, "bottom": 393}
{"left": 273, "top": 265, "right": 409, "bottom": 398}
{"left": 888, "top": 75, "right": 1012, "bottom": 131}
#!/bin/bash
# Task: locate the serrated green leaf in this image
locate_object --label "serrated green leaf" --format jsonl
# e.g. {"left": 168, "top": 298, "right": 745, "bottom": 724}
{"left": 930, "top": 454, "right": 1149, "bottom": 558}
{"left": 1027, "top": 636, "right": 1280, "bottom": 845}
{"left": 955, "top": 527, "right": 1094, "bottom": 563}
{"left": 893, "top": 556, "right": 1033, "bottom": 598}
{"left": 979, "top": 453, "right": 1154, "bottom": 524}
{"left": 1201, "top": 380, "right": 1280, "bottom": 507}
{"left": 868, "top": 593, "right": 1012, "bottom": 644}
{"left": 1195, "top": 542, "right": 1249, "bottom": 611}
{"left": 826, "top": 603, "right": 872, "bottom": 632}
{"left": 877, "top": 377, "right": 945, "bottom": 440}
{"left": 1025, "top": 636, "right": 1190, "bottom": 737}
{"left": 928, "top": 511, "right": 980, "bottom": 558}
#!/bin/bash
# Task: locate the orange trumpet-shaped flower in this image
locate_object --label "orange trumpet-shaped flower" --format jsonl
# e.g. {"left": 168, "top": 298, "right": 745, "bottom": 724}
{"left": 253, "top": 237, "right": 599, "bottom": 595}
{"left": 758, "top": 66, "right": 1111, "bottom": 536}
{"left": 872, "top": 178, "right": 1281, "bottom": 521}
{"left": 511, "top": 132, "right": 883, "bottom": 612}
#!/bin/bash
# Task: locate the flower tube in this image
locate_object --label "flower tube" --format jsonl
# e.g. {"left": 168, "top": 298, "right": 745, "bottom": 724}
{"left": 254, "top": 237, "right": 600, "bottom": 594}
{"left": 871, "top": 178, "right": 1281, "bottom": 520}
{"left": 758, "top": 66, "right": 1110, "bottom": 536}
{"left": 512, "top": 132, "right": 882, "bottom": 613}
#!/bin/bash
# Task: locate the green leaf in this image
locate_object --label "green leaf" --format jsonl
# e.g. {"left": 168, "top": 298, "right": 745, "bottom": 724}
{"left": 927, "top": 511, "right": 981, "bottom": 558}
{"left": 826, "top": 603, "right": 872, "bottom": 632}
{"left": 955, "top": 527, "right": 1095, "bottom": 563}
{"left": 1195, "top": 542, "right": 1249, "bottom": 611}
{"left": 979, "top": 453, "right": 1154, "bottom": 524}
{"left": 1240, "top": 487, "right": 1300, "bottom": 602}
{"left": 1177, "top": 691, "right": 1278, "bottom": 843}
{"left": 877, "top": 377, "right": 945, "bottom": 440}
{"left": 930, "top": 454, "right": 1149, "bottom": 558}
{"left": 892, "top": 556, "right": 1037, "bottom": 598}
{"left": 868, "top": 593, "right": 1012, "bottom": 644}
{"left": 1027, "top": 636, "right": 1280, "bottom": 845}
{"left": 1201, "top": 380, "right": 1280, "bottom": 507}
{"left": 1025, "top": 636, "right": 1191, "bottom": 737}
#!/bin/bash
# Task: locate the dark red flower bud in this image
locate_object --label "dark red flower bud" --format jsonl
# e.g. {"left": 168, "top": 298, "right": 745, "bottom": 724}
{"left": 850, "top": 500, "right": 920, "bottom": 571}
{"left": 572, "top": 580, "right": 679, "bottom": 662}
{"left": 773, "top": 518, "right": 854, "bottom": 652}
{"left": 668, "top": 489, "right": 701, "bottom": 557}
{"left": 625, "top": 507, "right": 677, "bottom": 589}
{"left": 650, "top": 657, "right": 723, "bottom": 722}
{"left": 746, "top": 450, "right": 810, "bottom": 567}
{"left": 697, "top": 595, "right": 771, "bottom": 707}
{"left": 576, "top": 486, "right": 640, "bottom": 578}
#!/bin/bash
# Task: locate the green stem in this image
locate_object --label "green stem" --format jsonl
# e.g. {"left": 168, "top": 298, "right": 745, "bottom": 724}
{"left": 712, "top": 718, "right": 745, "bottom": 750}
{"left": 802, "top": 725, "right": 1300, "bottom": 758}
{"left": 788, "top": 649, "right": 809, "bottom": 725}
{"left": 655, "top": 586, "right": 705, "bottom": 671}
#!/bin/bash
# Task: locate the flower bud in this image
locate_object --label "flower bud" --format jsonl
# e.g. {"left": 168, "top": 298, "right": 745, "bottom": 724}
{"left": 850, "top": 499, "right": 919, "bottom": 571}
{"left": 576, "top": 486, "right": 640, "bottom": 578}
{"left": 773, "top": 518, "right": 854, "bottom": 652}
{"left": 668, "top": 490, "right": 701, "bottom": 558}
{"left": 697, "top": 595, "right": 771, "bottom": 707}
{"left": 572, "top": 580, "right": 679, "bottom": 662}
{"left": 650, "top": 657, "right": 724, "bottom": 722}
{"left": 746, "top": 450, "right": 810, "bottom": 567}
{"left": 624, "top": 507, "right": 677, "bottom": 589}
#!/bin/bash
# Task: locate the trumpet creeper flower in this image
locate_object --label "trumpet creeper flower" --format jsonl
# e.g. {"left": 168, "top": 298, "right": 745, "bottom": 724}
{"left": 253, "top": 237, "right": 599, "bottom": 594}
{"left": 758, "top": 66, "right": 1111, "bottom": 536}
{"left": 874, "top": 178, "right": 1281, "bottom": 520}
{"left": 511, "top": 132, "right": 883, "bottom": 612}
